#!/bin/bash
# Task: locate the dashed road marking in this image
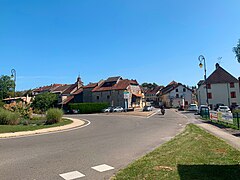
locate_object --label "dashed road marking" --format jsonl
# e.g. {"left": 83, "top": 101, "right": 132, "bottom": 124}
{"left": 91, "top": 164, "right": 114, "bottom": 172}
{"left": 59, "top": 171, "right": 85, "bottom": 180}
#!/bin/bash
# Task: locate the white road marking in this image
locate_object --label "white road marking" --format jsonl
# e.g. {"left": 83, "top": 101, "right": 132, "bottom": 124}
{"left": 147, "top": 109, "right": 160, "bottom": 119}
{"left": 91, "top": 164, "right": 114, "bottom": 172}
{"left": 59, "top": 171, "right": 85, "bottom": 180}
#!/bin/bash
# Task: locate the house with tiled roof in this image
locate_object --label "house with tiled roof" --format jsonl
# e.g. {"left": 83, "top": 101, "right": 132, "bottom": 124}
{"left": 144, "top": 86, "right": 164, "bottom": 105}
{"left": 159, "top": 81, "right": 193, "bottom": 108}
{"left": 91, "top": 76, "right": 143, "bottom": 108}
{"left": 197, "top": 63, "right": 240, "bottom": 109}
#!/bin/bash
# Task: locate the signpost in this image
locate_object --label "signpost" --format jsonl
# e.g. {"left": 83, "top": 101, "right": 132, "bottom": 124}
{"left": 124, "top": 91, "right": 130, "bottom": 111}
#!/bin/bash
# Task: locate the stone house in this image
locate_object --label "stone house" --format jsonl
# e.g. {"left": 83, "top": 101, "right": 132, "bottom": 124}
{"left": 91, "top": 76, "right": 143, "bottom": 108}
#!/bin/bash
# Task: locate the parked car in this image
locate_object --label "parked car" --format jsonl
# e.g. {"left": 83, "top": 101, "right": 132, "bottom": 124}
{"left": 143, "top": 106, "right": 153, "bottom": 111}
{"left": 102, "top": 106, "right": 114, "bottom": 113}
{"left": 113, "top": 106, "right": 124, "bottom": 112}
{"left": 214, "top": 103, "right": 224, "bottom": 111}
{"left": 188, "top": 104, "right": 198, "bottom": 111}
{"left": 217, "top": 106, "right": 231, "bottom": 113}
{"left": 230, "top": 104, "right": 239, "bottom": 112}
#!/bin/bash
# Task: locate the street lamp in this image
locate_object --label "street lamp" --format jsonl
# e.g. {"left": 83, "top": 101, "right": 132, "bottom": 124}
{"left": 11, "top": 69, "right": 16, "bottom": 98}
{"left": 198, "top": 55, "right": 209, "bottom": 105}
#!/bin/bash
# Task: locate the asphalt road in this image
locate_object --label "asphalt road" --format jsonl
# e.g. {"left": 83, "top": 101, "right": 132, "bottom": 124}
{"left": 0, "top": 109, "right": 188, "bottom": 180}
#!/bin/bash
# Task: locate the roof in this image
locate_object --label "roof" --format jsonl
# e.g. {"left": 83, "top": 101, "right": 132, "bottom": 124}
{"left": 73, "top": 88, "right": 83, "bottom": 95}
{"left": 62, "top": 83, "right": 78, "bottom": 94}
{"left": 61, "top": 96, "right": 74, "bottom": 105}
{"left": 33, "top": 84, "right": 63, "bottom": 92}
{"left": 205, "top": 65, "right": 238, "bottom": 84}
{"left": 105, "top": 76, "right": 122, "bottom": 83}
{"left": 160, "top": 82, "right": 192, "bottom": 95}
{"left": 92, "top": 78, "right": 139, "bottom": 92}
{"left": 145, "top": 86, "right": 163, "bottom": 95}
{"left": 53, "top": 84, "right": 71, "bottom": 93}
{"left": 84, "top": 83, "right": 98, "bottom": 89}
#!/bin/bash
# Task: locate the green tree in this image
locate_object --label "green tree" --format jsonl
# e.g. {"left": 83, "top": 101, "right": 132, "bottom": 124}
{"left": 31, "top": 92, "right": 58, "bottom": 113}
{"left": 233, "top": 39, "right": 240, "bottom": 63}
{"left": 141, "top": 82, "right": 158, "bottom": 90}
{"left": 0, "top": 75, "right": 14, "bottom": 100}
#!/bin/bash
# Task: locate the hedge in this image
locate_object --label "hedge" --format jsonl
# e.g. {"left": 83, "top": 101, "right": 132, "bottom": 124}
{"left": 68, "top": 103, "right": 109, "bottom": 114}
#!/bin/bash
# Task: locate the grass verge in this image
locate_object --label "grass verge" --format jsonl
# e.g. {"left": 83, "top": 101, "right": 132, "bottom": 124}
{"left": 0, "top": 118, "right": 72, "bottom": 134}
{"left": 112, "top": 124, "right": 240, "bottom": 180}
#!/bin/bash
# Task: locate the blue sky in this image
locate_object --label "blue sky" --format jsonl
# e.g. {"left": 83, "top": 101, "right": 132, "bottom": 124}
{"left": 1, "top": 0, "right": 240, "bottom": 90}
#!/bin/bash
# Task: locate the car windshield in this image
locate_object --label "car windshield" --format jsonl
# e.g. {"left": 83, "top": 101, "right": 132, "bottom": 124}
{"left": 220, "top": 106, "right": 228, "bottom": 109}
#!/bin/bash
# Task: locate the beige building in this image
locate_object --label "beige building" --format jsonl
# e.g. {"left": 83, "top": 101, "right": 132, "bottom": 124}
{"left": 91, "top": 76, "right": 143, "bottom": 108}
{"left": 197, "top": 63, "right": 240, "bottom": 109}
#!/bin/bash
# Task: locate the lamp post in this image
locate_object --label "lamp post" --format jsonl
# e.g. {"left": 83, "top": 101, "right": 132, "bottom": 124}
{"left": 198, "top": 55, "right": 209, "bottom": 105}
{"left": 11, "top": 69, "right": 16, "bottom": 98}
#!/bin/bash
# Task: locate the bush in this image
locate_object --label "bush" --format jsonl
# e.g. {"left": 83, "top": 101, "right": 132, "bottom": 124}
{"left": 68, "top": 103, "right": 109, "bottom": 114}
{"left": 46, "top": 108, "right": 63, "bottom": 125}
{"left": 0, "top": 108, "right": 20, "bottom": 125}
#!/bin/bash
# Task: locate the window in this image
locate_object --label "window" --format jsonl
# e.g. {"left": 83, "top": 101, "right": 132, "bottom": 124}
{"left": 176, "top": 94, "right": 179, "bottom": 98}
{"left": 176, "top": 89, "right": 178, "bottom": 92}
{"left": 107, "top": 95, "right": 110, "bottom": 99}
{"left": 207, "top": 93, "right": 212, "bottom": 99}
{"left": 231, "top": 91, "right": 236, "bottom": 98}
{"left": 97, "top": 96, "right": 99, "bottom": 100}
{"left": 183, "top": 88, "right": 186, "bottom": 92}
{"left": 206, "top": 84, "right": 211, "bottom": 89}
{"left": 230, "top": 82, "right": 235, "bottom": 88}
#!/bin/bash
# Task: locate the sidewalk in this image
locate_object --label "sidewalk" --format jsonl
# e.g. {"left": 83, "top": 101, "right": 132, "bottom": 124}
{"left": 0, "top": 117, "right": 85, "bottom": 138}
{"left": 180, "top": 111, "right": 240, "bottom": 150}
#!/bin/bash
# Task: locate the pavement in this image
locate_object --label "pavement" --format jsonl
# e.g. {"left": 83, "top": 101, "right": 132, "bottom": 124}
{"left": 179, "top": 111, "right": 240, "bottom": 150}
{"left": 0, "top": 117, "right": 86, "bottom": 138}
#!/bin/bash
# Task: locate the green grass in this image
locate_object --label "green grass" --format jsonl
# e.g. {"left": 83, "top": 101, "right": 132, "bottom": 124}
{"left": 0, "top": 118, "right": 72, "bottom": 133}
{"left": 112, "top": 124, "right": 240, "bottom": 180}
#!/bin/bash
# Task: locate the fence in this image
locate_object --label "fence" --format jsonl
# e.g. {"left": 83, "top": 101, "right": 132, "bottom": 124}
{"left": 209, "top": 111, "right": 240, "bottom": 129}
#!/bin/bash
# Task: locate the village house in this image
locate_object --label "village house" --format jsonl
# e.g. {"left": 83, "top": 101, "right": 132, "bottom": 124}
{"left": 144, "top": 86, "right": 163, "bottom": 106}
{"left": 91, "top": 76, "right": 143, "bottom": 108}
{"left": 159, "top": 81, "right": 193, "bottom": 108}
{"left": 197, "top": 63, "right": 240, "bottom": 109}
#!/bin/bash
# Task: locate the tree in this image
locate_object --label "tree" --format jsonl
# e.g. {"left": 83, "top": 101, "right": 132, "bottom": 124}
{"left": 31, "top": 92, "right": 58, "bottom": 113}
{"left": 0, "top": 75, "right": 14, "bottom": 100}
{"left": 141, "top": 82, "right": 159, "bottom": 90}
{"left": 233, "top": 39, "right": 240, "bottom": 63}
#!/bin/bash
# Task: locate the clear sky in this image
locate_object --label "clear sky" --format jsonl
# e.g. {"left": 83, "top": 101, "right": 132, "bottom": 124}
{"left": 1, "top": 0, "right": 240, "bottom": 90}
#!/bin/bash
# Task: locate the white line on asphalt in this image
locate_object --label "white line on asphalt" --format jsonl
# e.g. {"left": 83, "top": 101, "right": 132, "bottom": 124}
{"left": 147, "top": 109, "right": 160, "bottom": 119}
{"left": 59, "top": 171, "right": 85, "bottom": 180}
{"left": 91, "top": 164, "right": 114, "bottom": 172}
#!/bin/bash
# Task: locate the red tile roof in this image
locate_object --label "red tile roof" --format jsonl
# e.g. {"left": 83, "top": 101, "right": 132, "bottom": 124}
{"left": 62, "top": 96, "right": 74, "bottom": 105}
{"left": 84, "top": 83, "right": 98, "bottom": 89}
{"left": 73, "top": 88, "right": 83, "bottom": 95}
{"left": 92, "top": 79, "right": 139, "bottom": 92}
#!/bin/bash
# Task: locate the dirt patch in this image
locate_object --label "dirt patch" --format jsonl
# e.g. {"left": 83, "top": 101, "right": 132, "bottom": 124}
{"left": 212, "top": 148, "right": 227, "bottom": 154}
{"left": 153, "top": 165, "right": 175, "bottom": 171}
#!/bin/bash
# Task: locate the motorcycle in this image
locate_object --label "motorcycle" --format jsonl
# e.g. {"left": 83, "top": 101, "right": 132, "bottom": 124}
{"left": 161, "top": 108, "right": 165, "bottom": 115}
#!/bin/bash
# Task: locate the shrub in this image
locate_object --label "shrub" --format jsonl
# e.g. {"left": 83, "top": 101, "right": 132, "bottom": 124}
{"left": 0, "top": 108, "right": 20, "bottom": 125}
{"left": 46, "top": 108, "right": 63, "bottom": 125}
{"left": 68, "top": 103, "right": 109, "bottom": 114}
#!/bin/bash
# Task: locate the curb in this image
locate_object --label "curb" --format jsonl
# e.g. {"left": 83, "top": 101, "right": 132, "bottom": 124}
{"left": 0, "top": 117, "right": 87, "bottom": 139}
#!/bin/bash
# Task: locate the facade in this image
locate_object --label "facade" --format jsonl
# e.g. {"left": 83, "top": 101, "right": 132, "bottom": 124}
{"left": 144, "top": 86, "right": 163, "bottom": 105}
{"left": 91, "top": 76, "right": 143, "bottom": 108}
{"left": 160, "top": 81, "right": 193, "bottom": 108}
{"left": 197, "top": 63, "right": 240, "bottom": 109}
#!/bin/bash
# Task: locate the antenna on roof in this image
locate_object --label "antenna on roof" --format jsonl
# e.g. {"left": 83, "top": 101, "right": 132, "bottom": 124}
{"left": 217, "top": 57, "right": 222, "bottom": 65}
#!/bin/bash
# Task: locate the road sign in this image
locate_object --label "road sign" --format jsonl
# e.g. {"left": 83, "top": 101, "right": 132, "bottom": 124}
{"left": 124, "top": 91, "right": 130, "bottom": 99}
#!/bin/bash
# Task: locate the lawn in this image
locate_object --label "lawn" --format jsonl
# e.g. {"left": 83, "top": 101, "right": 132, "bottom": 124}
{"left": 0, "top": 118, "right": 72, "bottom": 134}
{"left": 112, "top": 124, "right": 240, "bottom": 180}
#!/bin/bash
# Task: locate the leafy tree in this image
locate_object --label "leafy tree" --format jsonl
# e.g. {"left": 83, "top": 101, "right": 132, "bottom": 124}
{"left": 141, "top": 82, "right": 158, "bottom": 90}
{"left": 0, "top": 75, "right": 14, "bottom": 100}
{"left": 31, "top": 92, "right": 58, "bottom": 113}
{"left": 233, "top": 39, "right": 240, "bottom": 63}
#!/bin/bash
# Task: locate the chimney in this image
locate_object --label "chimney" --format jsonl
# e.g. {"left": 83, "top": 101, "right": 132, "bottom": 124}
{"left": 215, "top": 63, "right": 220, "bottom": 69}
